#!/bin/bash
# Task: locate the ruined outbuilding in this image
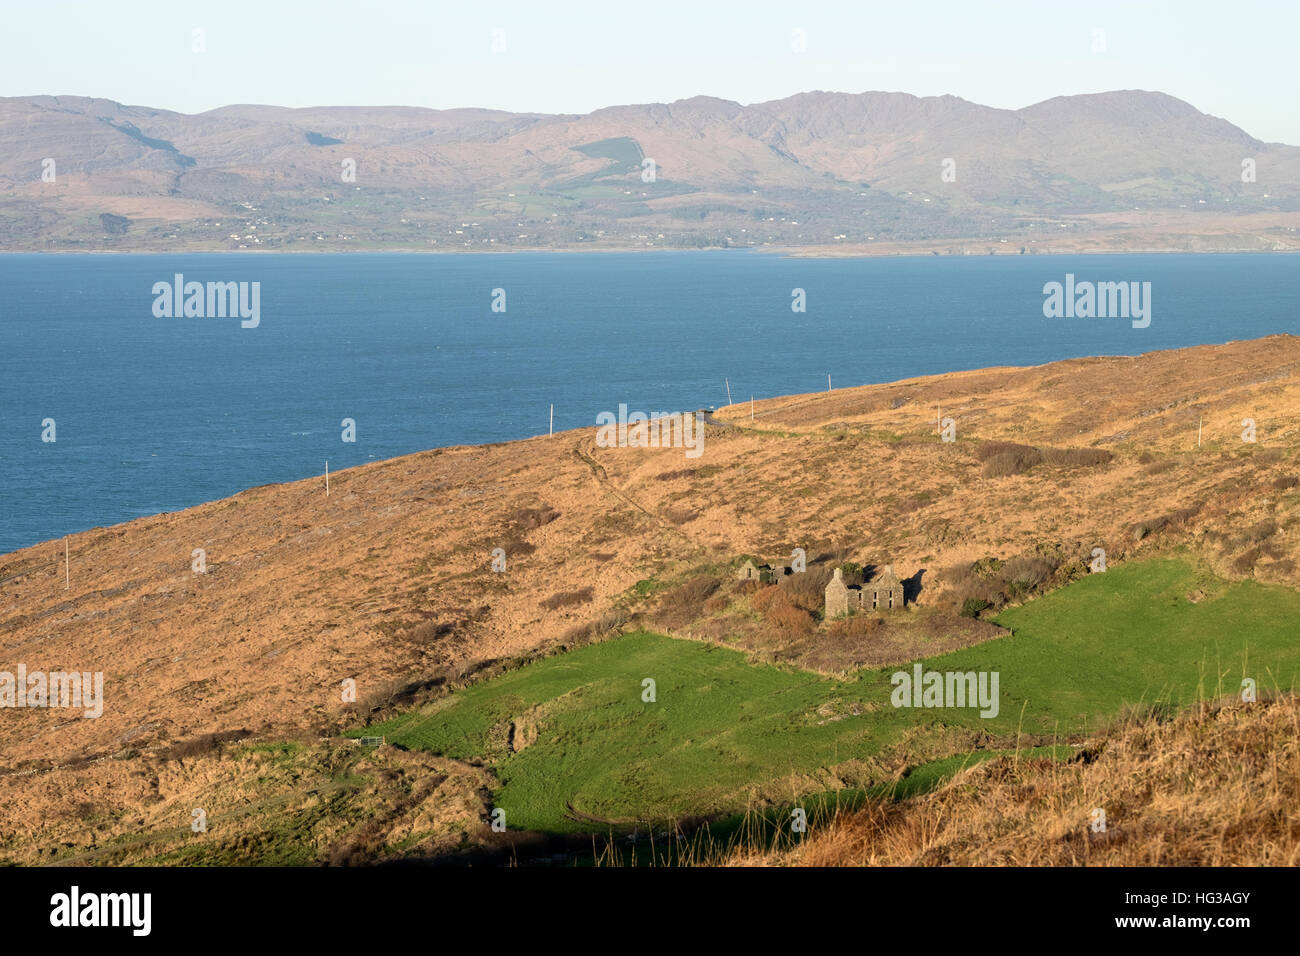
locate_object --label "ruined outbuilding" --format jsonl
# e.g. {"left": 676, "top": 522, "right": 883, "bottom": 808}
{"left": 736, "top": 558, "right": 794, "bottom": 584}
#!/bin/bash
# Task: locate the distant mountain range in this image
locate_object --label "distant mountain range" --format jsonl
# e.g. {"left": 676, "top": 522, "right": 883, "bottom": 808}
{"left": 2, "top": 90, "right": 1298, "bottom": 254}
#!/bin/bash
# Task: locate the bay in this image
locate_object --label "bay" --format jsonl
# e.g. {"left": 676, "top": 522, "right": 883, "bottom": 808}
{"left": 0, "top": 250, "right": 1295, "bottom": 554}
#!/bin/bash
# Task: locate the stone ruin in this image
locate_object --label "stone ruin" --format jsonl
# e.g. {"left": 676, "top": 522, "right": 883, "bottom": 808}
{"left": 736, "top": 558, "right": 795, "bottom": 585}
{"left": 824, "top": 564, "right": 905, "bottom": 617}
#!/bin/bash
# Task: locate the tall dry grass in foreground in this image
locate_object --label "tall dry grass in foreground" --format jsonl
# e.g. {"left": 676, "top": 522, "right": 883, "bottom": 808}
{"left": 730, "top": 695, "right": 1300, "bottom": 866}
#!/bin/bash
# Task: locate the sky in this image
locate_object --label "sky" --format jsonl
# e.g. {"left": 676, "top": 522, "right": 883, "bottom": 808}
{"left": 3, "top": 0, "right": 1297, "bottom": 144}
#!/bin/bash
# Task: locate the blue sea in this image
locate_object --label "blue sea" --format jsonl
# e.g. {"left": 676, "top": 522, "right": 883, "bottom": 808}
{"left": 1, "top": 251, "right": 1296, "bottom": 554}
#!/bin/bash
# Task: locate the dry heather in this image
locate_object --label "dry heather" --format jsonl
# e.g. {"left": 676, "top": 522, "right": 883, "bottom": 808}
{"left": 3, "top": 334, "right": 1300, "bottom": 854}
{"left": 731, "top": 695, "right": 1300, "bottom": 867}
{"left": 2, "top": 738, "right": 497, "bottom": 866}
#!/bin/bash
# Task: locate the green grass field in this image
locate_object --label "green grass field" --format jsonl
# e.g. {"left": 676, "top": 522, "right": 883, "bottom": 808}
{"left": 358, "top": 558, "right": 1300, "bottom": 833}
{"left": 361, "top": 635, "right": 882, "bottom": 831}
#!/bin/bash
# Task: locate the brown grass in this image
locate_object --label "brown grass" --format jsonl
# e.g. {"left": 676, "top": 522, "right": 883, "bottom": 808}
{"left": 6, "top": 334, "right": 1300, "bottom": 861}
{"left": 729, "top": 695, "right": 1300, "bottom": 866}
{"left": 826, "top": 614, "right": 884, "bottom": 638}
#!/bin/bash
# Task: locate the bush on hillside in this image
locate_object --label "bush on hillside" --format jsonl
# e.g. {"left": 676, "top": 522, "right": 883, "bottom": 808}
{"left": 512, "top": 506, "right": 560, "bottom": 530}
{"left": 977, "top": 442, "right": 1111, "bottom": 477}
{"left": 1131, "top": 504, "right": 1201, "bottom": 541}
{"left": 1040, "top": 446, "right": 1113, "bottom": 467}
{"left": 752, "top": 585, "right": 814, "bottom": 635}
{"left": 654, "top": 575, "right": 721, "bottom": 628}
{"left": 781, "top": 565, "right": 833, "bottom": 613}
{"left": 541, "top": 587, "right": 594, "bottom": 610}
{"left": 982, "top": 447, "right": 1042, "bottom": 477}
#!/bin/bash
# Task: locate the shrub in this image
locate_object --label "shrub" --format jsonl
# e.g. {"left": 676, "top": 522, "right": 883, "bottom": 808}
{"left": 942, "top": 563, "right": 1002, "bottom": 611}
{"left": 977, "top": 442, "right": 1110, "bottom": 477}
{"left": 752, "top": 585, "right": 814, "bottom": 634}
{"left": 1039, "top": 446, "right": 1113, "bottom": 467}
{"left": 655, "top": 576, "right": 721, "bottom": 628}
{"left": 560, "top": 607, "right": 629, "bottom": 645}
{"left": 665, "top": 576, "right": 720, "bottom": 606}
{"left": 496, "top": 537, "right": 536, "bottom": 558}
{"left": 405, "top": 620, "right": 457, "bottom": 644}
{"left": 158, "top": 729, "right": 252, "bottom": 760}
{"left": 1232, "top": 548, "right": 1262, "bottom": 574}
{"left": 1002, "top": 555, "right": 1057, "bottom": 597}
{"left": 703, "top": 593, "right": 730, "bottom": 613}
{"left": 975, "top": 442, "right": 1040, "bottom": 464}
{"left": 982, "top": 446, "right": 1042, "bottom": 477}
{"left": 513, "top": 506, "right": 560, "bottom": 530}
{"left": 750, "top": 585, "right": 781, "bottom": 613}
{"left": 944, "top": 548, "right": 1073, "bottom": 614}
{"left": 541, "top": 587, "right": 594, "bottom": 610}
{"left": 1244, "top": 519, "right": 1279, "bottom": 545}
{"left": 661, "top": 506, "right": 700, "bottom": 525}
{"left": 1132, "top": 504, "right": 1201, "bottom": 541}
{"left": 781, "top": 565, "right": 832, "bottom": 613}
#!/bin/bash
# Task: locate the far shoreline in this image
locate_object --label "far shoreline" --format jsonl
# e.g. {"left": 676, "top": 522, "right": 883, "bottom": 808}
{"left": 2, "top": 244, "right": 1298, "bottom": 258}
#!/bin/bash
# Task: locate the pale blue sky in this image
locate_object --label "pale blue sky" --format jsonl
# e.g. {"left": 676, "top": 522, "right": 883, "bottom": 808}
{"left": 3, "top": 0, "right": 1297, "bottom": 144}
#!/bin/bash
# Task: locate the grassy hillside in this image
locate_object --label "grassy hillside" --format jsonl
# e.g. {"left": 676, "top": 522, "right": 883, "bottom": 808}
{"left": 5, "top": 335, "right": 1300, "bottom": 863}
{"left": 361, "top": 631, "right": 881, "bottom": 833}
{"left": 990, "top": 556, "right": 1300, "bottom": 729}
{"left": 355, "top": 557, "right": 1300, "bottom": 836}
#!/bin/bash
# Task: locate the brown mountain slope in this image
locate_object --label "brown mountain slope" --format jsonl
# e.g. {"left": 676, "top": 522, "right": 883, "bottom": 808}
{"left": 2, "top": 90, "right": 1298, "bottom": 252}
{"left": 3, "top": 333, "right": 1300, "bottom": 759}
{"left": 2, "top": 335, "right": 1300, "bottom": 859}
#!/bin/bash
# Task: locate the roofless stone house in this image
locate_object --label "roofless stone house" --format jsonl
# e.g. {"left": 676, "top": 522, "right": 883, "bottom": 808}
{"left": 825, "top": 564, "right": 905, "bottom": 617}
{"left": 736, "top": 558, "right": 794, "bottom": 584}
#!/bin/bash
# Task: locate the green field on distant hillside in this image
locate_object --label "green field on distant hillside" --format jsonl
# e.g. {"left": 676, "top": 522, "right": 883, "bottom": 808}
{"left": 358, "top": 558, "right": 1300, "bottom": 833}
